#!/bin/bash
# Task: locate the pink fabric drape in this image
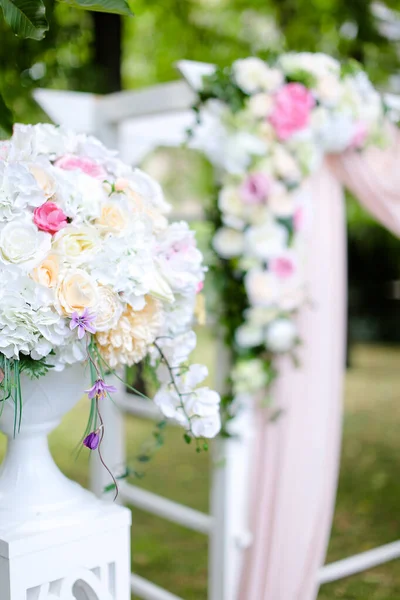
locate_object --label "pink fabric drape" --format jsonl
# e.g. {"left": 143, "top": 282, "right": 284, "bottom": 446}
{"left": 238, "top": 128, "right": 400, "bottom": 600}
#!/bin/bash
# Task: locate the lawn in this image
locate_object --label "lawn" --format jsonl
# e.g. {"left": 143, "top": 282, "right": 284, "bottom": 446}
{"left": 0, "top": 343, "right": 399, "bottom": 599}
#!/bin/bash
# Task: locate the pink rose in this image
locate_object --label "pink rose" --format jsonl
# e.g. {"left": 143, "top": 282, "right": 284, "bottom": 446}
{"left": 33, "top": 202, "right": 68, "bottom": 235}
{"left": 270, "top": 83, "right": 315, "bottom": 140}
{"left": 55, "top": 155, "right": 107, "bottom": 180}
{"left": 240, "top": 172, "right": 270, "bottom": 205}
{"left": 270, "top": 256, "right": 295, "bottom": 279}
{"left": 350, "top": 122, "right": 368, "bottom": 149}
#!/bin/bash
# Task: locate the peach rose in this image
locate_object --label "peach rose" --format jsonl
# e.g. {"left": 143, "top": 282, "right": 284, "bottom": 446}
{"left": 32, "top": 254, "right": 59, "bottom": 288}
{"left": 57, "top": 269, "right": 98, "bottom": 315}
{"left": 30, "top": 166, "right": 56, "bottom": 198}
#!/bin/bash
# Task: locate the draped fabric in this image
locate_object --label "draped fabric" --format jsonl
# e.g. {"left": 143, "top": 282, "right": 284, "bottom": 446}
{"left": 238, "top": 128, "right": 400, "bottom": 600}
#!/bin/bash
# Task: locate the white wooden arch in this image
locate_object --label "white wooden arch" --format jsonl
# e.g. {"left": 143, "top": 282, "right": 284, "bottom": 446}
{"left": 34, "top": 64, "right": 400, "bottom": 600}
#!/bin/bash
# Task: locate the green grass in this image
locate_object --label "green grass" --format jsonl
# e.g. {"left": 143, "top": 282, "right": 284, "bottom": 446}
{"left": 0, "top": 343, "right": 399, "bottom": 599}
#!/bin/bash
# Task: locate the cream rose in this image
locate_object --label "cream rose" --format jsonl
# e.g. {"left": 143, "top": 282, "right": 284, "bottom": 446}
{"left": 57, "top": 269, "right": 98, "bottom": 315}
{"left": 245, "top": 269, "right": 279, "bottom": 307}
{"left": 32, "top": 254, "right": 59, "bottom": 288}
{"left": 96, "top": 202, "right": 127, "bottom": 234}
{"left": 53, "top": 226, "right": 99, "bottom": 264}
{"left": 248, "top": 93, "right": 274, "bottom": 119}
{"left": 94, "top": 286, "right": 123, "bottom": 331}
{"left": 0, "top": 220, "right": 51, "bottom": 267}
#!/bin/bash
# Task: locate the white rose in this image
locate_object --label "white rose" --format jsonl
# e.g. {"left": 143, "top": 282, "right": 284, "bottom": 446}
{"left": 244, "top": 221, "right": 288, "bottom": 260}
{"left": 231, "top": 359, "right": 269, "bottom": 395}
{"left": 233, "top": 58, "right": 283, "bottom": 94}
{"left": 245, "top": 269, "right": 279, "bottom": 307}
{"left": 315, "top": 74, "right": 342, "bottom": 107}
{"left": 94, "top": 286, "right": 124, "bottom": 332}
{"left": 0, "top": 220, "right": 51, "bottom": 268}
{"left": 235, "top": 323, "right": 264, "bottom": 348}
{"left": 265, "top": 318, "right": 297, "bottom": 353}
{"left": 316, "top": 112, "right": 354, "bottom": 154}
{"left": 213, "top": 227, "right": 245, "bottom": 259}
{"left": 268, "top": 186, "right": 296, "bottom": 218}
{"left": 272, "top": 147, "right": 302, "bottom": 183}
{"left": 53, "top": 225, "right": 99, "bottom": 265}
{"left": 218, "top": 186, "right": 245, "bottom": 223}
{"left": 146, "top": 269, "right": 174, "bottom": 303}
{"left": 248, "top": 93, "right": 274, "bottom": 118}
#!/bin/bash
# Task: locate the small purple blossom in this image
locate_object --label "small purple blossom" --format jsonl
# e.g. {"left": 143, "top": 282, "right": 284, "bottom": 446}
{"left": 83, "top": 430, "right": 100, "bottom": 450}
{"left": 70, "top": 308, "right": 97, "bottom": 339}
{"left": 85, "top": 378, "right": 117, "bottom": 400}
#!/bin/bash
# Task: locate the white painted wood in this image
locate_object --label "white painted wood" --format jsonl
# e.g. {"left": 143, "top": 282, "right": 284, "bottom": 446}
{"left": 208, "top": 339, "right": 254, "bottom": 600}
{"left": 176, "top": 60, "right": 216, "bottom": 91}
{"left": 0, "top": 367, "right": 131, "bottom": 600}
{"left": 96, "top": 81, "right": 195, "bottom": 124}
{"left": 116, "top": 392, "right": 162, "bottom": 421}
{"left": 33, "top": 89, "right": 98, "bottom": 133}
{"left": 120, "top": 482, "right": 212, "bottom": 535}
{"left": 319, "top": 540, "right": 400, "bottom": 584}
{"left": 0, "top": 503, "right": 131, "bottom": 600}
{"left": 131, "top": 574, "right": 183, "bottom": 600}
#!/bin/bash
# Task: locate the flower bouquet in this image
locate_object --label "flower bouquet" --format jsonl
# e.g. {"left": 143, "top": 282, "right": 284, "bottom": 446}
{"left": 189, "top": 53, "right": 387, "bottom": 425}
{"left": 0, "top": 124, "right": 221, "bottom": 485}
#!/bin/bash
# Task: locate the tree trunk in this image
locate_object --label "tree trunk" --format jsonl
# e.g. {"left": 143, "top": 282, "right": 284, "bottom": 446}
{"left": 93, "top": 14, "right": 122, "bottom": 93}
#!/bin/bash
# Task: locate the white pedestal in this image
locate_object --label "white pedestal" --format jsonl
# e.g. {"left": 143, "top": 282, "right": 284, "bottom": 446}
{"left": 0, "top": 502, "right": 132, "bottom": 600}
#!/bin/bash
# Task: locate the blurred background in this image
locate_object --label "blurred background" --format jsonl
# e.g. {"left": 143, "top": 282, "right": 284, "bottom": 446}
{"left": 1, "top": 1, "right": 400, "bottom": 598}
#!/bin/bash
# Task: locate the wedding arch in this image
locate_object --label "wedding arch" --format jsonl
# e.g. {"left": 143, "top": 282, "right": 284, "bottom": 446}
{"left": 34, "top": 56, "right": 400, "bottom": 600}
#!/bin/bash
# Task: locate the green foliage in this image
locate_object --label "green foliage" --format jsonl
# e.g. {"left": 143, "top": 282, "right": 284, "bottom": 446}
{"left": 0, "top": 0, "right": 48, "bottom": 39}
{"left": 19, "top": 355, "right": 54, "bottom": 379}
{"left": 0, "top": 0, "right": 131, "bottom": 40}
{"left": 200, "top": 68, "right": 247, "bottom": 114}
{"left": 59, "top": 0, "right": 132, "bottom": 15}
{"left": 0, "top": 91, "right": 13, "bottom": 136}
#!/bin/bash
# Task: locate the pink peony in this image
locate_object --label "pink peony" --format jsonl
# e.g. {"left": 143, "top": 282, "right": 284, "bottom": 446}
{"left": 350, "top": 121, "right": 368, "bottom": 149}
{"left": 33, "top": 201, "right": 68, "bottom": 235}
{"left": 55, "top": 154, "right": 106, "bottom": 180}
{"left": 269, "top": 83, "right": 315, "bottom": 140}
{"left": 196, "top": 281, "right": 204, "bottom": 293}
{"left": 240, "top": 172, "right": 270, "bottom": 205}
{"left": 270, "top": 256, "right": 295, "bottom": 279}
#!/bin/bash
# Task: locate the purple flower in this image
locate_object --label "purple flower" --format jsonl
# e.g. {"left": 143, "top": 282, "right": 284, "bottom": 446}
{"left": 83, "top": 431, "right": 100, "bottom": 450}
{"left": 85, "top": 378, "right": 117, "bottom": 400}
{"left": 70, "top": 308, "right": 97, "bottom": 340}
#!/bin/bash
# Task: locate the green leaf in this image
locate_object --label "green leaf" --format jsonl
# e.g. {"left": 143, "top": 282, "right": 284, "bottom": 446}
{"left": 0, "top": 0, "right": 48, "bottom": 40}
{"left": 19, "top": 356, "right": 53, "bottom": 380}
{"left": 57, "top": 0, "right": 133, "bottom": 16}
{"left": 0, "top": 92, "right": 13, "bottom": 137}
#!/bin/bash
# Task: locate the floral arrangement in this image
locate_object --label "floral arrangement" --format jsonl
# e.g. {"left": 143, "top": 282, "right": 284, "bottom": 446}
{"left": 0, "top": 124, "right": 221, "bottom": 459}
{"left": 190, "top": 52, "right": 387, "bottom": 426}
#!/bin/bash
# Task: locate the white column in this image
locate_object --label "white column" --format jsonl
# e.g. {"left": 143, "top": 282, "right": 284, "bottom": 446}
{"left": 208, "top": 339, "right": 255, "bottom": 600}
{"left": 0, "top": 502, "right": 131, "bottom": 600}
